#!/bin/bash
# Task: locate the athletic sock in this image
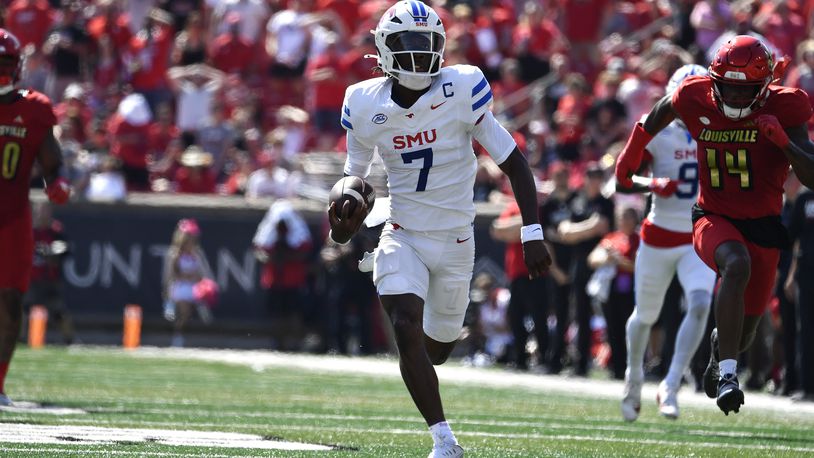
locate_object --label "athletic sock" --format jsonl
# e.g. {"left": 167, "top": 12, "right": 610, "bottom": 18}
{"left": 0, "top": 361, "right": 9, "bottom": 393}
{"left": 625, "top": 312, "right": 649, "bottom": 382}
{"left": 429, "top": 421, "right": 458, "bottom": 446}
{"left": 719, "top": 359, "right": 737, "bottom": 379}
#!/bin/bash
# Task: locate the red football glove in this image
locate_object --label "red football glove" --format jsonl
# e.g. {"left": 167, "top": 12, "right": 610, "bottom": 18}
{"left": 615, "top": 123, "right": 653, "bottom": 188}
{"left": 649, "top": 177, "right": 679, "bottom": 197}
{"left": 756, "top": 114, "right": 790, "bottom": 149}
{"left": 45, "top": 177, "right": 71, "bottom": 204}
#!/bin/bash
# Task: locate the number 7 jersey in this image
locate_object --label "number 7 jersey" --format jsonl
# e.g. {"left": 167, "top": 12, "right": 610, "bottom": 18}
{"left": 671, "top": 76, "right": 812, "bottom": 219}
{"left": 341, "top": 64, "right": 508, "bottom": 231}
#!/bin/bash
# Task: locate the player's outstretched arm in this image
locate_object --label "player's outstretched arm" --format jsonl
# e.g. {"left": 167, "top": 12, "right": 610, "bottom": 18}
{"left": 758, "top": 118, "right": 814, "bottom": 188}
{"left": 38, "top": 128, "right": 71, "bottom": 204}
{"left": 498, "top": 148, "right": 553, "bottom": 277}
{"left": 615, "top": 94, "right": 677, "bottom": 188}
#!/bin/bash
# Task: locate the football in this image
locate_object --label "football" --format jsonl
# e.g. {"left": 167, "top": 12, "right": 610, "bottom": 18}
{"left": 329, "top": 176, "right": 376, "bottom": 218}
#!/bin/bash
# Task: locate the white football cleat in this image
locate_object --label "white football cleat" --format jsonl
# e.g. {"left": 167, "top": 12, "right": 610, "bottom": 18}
{"left": 358, "top": 250, "right": 375, "bottom": 273}
{"left": 428, "top": 443, "right": 463, "bottom": 458}
{"left": 657, "top": 380, "right": 679, "bottom": 419}
{"left": 0, "top": 393, "right": 13, "bottom": 407}
{"left": 621, "top": 376, "right": 643, "bottom": 422}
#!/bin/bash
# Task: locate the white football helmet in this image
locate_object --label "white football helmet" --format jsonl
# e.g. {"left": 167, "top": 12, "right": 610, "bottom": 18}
{"left": 370, "top": 1, "right": 445, "bottom": 90}
{"left": 666, "top": 64, "right": 708, "bottom": 95}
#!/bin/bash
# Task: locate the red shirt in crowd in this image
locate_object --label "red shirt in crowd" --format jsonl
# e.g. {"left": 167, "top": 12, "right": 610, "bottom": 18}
{"left": 209, "top": 32, "right": 254, "bottom": 75}
{"left": 512, "top": 18, "right": 563, "bottom": 59}
{"left": 174, "top": 166, "right": 217, "bottom": 194}
{"left": 498, "top": 201, "right": 530, "bottom": 281}
{"left": 305, "top": 50, "right": 346, "bottom": 111}
{"left": 5, "top": 0, "right": 53, "bottom": 49}
{"left": 558, "top": 0, "right": 610, "bottom": 43}
{"left": 126, "top": 23, "right": 174, "bottom": 91}
{"left": 108, "top": 114, "right": 151, "bottom": 169}
{"left": 259, "top": 242, "right": 312, "bottom": 290}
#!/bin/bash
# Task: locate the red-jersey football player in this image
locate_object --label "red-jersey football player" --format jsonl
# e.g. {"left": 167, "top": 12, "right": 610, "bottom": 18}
{"left": 0, "top": 28, "right": 70, "bottom": 406}
{"left": 615, "top": 36, "right": 814, "bottom": 415}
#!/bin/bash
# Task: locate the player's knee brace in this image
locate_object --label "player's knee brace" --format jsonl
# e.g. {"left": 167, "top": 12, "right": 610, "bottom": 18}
{"left": 686, "top": 289, "right": 712, "bottom": 321}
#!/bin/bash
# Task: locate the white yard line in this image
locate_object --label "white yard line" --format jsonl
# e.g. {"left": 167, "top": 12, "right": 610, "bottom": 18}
{"left": 127, "top": 346, "right": 814, "bottom": 416}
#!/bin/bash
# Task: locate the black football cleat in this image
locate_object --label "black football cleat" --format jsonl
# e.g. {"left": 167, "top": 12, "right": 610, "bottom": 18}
{"left": 717, "top": 373, "right": 744, "bottom": 415}
{"left": 703, "top": 328, "right": 720, "bottom": 399}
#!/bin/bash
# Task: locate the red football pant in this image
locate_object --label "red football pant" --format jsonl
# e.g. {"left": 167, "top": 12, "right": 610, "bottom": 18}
{"left": 693, "top": 214, "right": 779, "bottom": 317}
{"left": 0, "top": 212, "right": 33, "bottom": 293}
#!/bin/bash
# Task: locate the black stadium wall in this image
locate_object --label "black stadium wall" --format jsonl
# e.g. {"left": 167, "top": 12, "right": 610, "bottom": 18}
{"left": 43, "top": 194, "right": 508, "bottom": 330}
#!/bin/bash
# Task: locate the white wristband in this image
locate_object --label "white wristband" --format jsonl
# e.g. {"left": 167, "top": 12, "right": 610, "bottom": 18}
{"left": 520, "top": 224, "right": 544, "bottom": 243}
{"left": 329, "top": 229, "right": 350, "bottom": 246}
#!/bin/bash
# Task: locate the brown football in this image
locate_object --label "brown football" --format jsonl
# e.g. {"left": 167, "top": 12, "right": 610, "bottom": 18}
{"left": 329, "top": 176, "right": 376, "bottom": 218}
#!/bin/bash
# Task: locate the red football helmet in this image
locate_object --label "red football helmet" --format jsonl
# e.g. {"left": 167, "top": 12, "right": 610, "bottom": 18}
{"left": 708, "top": 35, "right": 774, "bottom": 120}
{"left": 0, "top": 28, "right": 22, "bottom": 94}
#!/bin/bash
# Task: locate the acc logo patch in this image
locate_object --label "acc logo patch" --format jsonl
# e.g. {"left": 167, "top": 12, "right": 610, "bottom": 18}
{"left": 699, "top": 116, "right": 710, "bottom": 125}
{"left": 372, "top": 113, "right": 388, "bottom": 124}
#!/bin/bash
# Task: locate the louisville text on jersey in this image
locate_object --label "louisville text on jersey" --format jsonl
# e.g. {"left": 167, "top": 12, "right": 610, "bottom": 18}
{"left": 697, "top": 128, "right": 758, "bottom": 143}
{"left": 0, "top": 125, "right": 27, "bottom": 138}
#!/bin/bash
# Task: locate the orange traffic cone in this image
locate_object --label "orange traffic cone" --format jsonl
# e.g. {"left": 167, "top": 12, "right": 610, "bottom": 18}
{"left": 28, "top": 305, "right": 48, "bottom": 349}
{"left": 123, "top": 304, "right": 142, "bottom": 350}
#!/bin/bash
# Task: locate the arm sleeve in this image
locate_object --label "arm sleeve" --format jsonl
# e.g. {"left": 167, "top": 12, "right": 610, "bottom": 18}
{"left": 472, "top": 110, "right": 516, "bottom": 165}
{"left": 343, "top": 131, "right": 374, "bottom": 178}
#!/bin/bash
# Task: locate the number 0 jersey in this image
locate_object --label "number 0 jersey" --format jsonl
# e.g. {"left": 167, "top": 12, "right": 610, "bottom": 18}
{"left": 643, "top": 120, "right": 699, "bottom": 234}
{"left": 0, "top": 90, "right": 56, "bottom": 225}
{"left": 341, "top": 65, "right": 513, "bottom": 231}
{"left": 671, "top": 76, "right": 812, "bottom": 219}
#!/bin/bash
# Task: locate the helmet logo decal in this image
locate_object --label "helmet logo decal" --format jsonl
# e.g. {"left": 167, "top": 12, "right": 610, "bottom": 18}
{"left": 408, "top": 1, "right": 429, "bottom": 24}
{"left": 723, "top": 71, "right": 747, "bottom": 80}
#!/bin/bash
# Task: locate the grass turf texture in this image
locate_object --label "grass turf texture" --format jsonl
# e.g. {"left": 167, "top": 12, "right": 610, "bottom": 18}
{"left": 1, "top": 346, "right": 813, "bottom": 457}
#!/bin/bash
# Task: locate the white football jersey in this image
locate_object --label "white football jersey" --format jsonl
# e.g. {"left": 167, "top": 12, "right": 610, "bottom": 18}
{"left": 341, "top": 65, "right": 511, "bottom": 231}
{"left": 644, "top": 120, "right": 699, "bottom": 233}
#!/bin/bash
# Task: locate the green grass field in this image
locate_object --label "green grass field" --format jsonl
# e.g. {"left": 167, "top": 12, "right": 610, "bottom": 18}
{"left": 1, "top": 346, "right": 813, "bottom": 457}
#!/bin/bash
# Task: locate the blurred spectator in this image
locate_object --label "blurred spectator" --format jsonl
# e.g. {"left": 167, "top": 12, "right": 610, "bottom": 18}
{"left": 706, "top": 12, "right": 778, "bottom": 64}
{"left": 53, "top": 84, "right": 92, "bottom": 145}
{"left": 557, "top": 162, "right": 615, "bottom": 376}
{"left": 786, "top": 184, "right": 814, "bottom": 402}
{"left": 19, "top": 45, "right": 49, "bottom": 93}
{"left": 689, "top": 0, "right": 733, "bottom": 52}
{"left": 490, "top": 200, "right": 553, "bottom": 371}
{"left": 753, "top": 0, "right": 806, "bottom": 59}
{"left": 253, "top": 200, "right": 313, "bottom": 351}
{"left": 511, "top": 0, "right": 564, "bottom": 82}
{"left": 221, "top": 148, "right": 254, "bottom": 195}
{"left": 108, "top": 93, "right": 153, "bottom": 191}
{"left": 147, "top": 103, "right": 180, "bottom": 162}
{"left": 471, "top": 273, "right": 512, "bottom": 365}
{"left": 91, "top": 35, "right": 121, "bottom": 102}
{"left": 41, "top": 1, "right": 89, "bottom": 103}
{"left": 474, "top": 155, "right": 504, "bottom": 202}
{"left": 211, "top": 0, "right": 270, "bottom": 45}
{"left": 558, "top": 0, "right": 613, "bottom": 77}
{"left": 539, "top": 161, "right": 575, "bottom": 373}
{"left": 584, "top": 98, "right": 628, "bottom": 160}
{"left": 162, "top": 218, "right": 214, "bottom": 347}
{"left": 208, "top": 11, "right": 254, "bottom": 76}
{"left": 198, "top": 102, "right": 236, "bottom": 179}
{"left": 587, "top": 207, "right": 640, "bottom": 380}
{"left": 265, "top": 0, "right": 314, "bottom": 107}
{"left": 23, "top": 201, "right": 75, "bottom": 345}
{"left": 785, "top": 39, "right": 814, "bottom": 111}
{"left": 174, "top": 146, "right": 217, "bottom": 194}
{"left": 85, "top": 156, "right": 127, "bottom": 202}
{"left": 171, "top": 11, "right": 207, "bottom": 66}
{"left": 158, "top": 0, "right": 203, "bottom": 31}
{"left": 245, "top": 146, "right": 303, "bottom": 199}
{"left": 553, "top": 73, "right": 593, "bottom": 162}
{"left": 316, "top": 0, "right": 360, "bottom": 36}
{"left": 305, "top": 32, "right": 345, "bottom": 151}
{"left": 491, "top": 58, "right": 529, "bottom": 120}
{"left": 273, "top": 105, "right": 312, "bottom": 159}
{"left": 123, "top": 8, "right": 175, "bottom": 114}
{"left": 5, "top": 0, "right": 54, "bottom": 50}
{"left": 777, "top": 171, "right": 802, "bottom": 396}
{"left": 167, "top": 64, "right": 225, "bottom": 145}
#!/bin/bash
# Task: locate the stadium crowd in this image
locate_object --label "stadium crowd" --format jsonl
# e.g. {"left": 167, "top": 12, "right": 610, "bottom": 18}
{"left": 6, "top": 0, "right": 814, "bottom": 401}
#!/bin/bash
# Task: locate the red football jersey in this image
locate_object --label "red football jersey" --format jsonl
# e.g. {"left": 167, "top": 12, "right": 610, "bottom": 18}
{"left": 672, "top": 76, "right": 812, "bottom": 219}
{"left": 0, "top": 90, "right": 57, "bottom": 224}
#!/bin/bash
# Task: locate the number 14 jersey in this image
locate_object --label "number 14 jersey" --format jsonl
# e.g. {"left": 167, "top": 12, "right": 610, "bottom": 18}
{"left": 671, "top": 76, "right": 812, "bottom": 219}
{"left": 341, "top": 65, "right": 511, "bottom": 231}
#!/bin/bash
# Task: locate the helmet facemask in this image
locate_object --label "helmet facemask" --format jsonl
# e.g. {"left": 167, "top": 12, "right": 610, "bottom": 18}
{"left": 370, "top": 1, "right": 446, "bottom": 91}
{"left": 386, "top": 31, "right": 444, "bottom": 90}
{"left": 710, "top": 77, "right": 769, "bottom": 120}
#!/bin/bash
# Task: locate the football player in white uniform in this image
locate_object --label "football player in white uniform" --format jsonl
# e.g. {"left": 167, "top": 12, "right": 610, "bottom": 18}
{"left": 616, "top": 65, "right": 717, "bottom": 421}
{"left": 327, "top": 2, "right": 551, "bottom": 456}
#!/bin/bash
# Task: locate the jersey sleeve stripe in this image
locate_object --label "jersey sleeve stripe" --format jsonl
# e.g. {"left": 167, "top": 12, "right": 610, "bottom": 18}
{"left": 343, "top": 106, "right": 350, "bottom": 116}
{"left": 341, "top": 118, "right": 353, "bottom": 130}
{"left": 471, "top": 77, "right": 488, "bottom": 97}
{"left": 471, "top": 90, "right": 493, "bottom": 111}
